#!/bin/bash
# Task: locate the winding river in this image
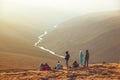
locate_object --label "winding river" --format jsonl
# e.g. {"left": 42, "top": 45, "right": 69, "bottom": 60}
{"left": 34, "top": 25, "right": 65, "bottom": 58}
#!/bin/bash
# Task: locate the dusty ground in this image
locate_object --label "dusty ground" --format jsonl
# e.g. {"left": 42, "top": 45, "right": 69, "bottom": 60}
{"left": 0, "top": 63, "right": 120, "bottom": 80}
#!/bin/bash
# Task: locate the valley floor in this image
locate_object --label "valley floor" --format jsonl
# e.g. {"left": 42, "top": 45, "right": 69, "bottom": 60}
{"left": 0, "top": 63, "right": 120, "bottom": 80}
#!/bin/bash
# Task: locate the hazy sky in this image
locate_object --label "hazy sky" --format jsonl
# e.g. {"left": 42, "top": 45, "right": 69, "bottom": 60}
{"left": 1, "top": 0, "right": 120, "bottom": 26}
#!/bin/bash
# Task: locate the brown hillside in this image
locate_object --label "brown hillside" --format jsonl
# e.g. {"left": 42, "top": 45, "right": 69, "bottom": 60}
{"left": 0, "top": 20, "right": 63, "bottom": 69}
{"left": 0, "top": 63, "right": 120, "bottom": 80}
{"left": 41, "top": 11, "right": 120, "bottom": 63}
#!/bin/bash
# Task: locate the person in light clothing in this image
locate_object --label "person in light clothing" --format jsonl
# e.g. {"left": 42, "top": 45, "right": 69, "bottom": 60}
{"left": 56, "top": 61, "right": 63, "bottom": 70}
{"left": 79, "top": 50, "right": 84, "bottom": 66}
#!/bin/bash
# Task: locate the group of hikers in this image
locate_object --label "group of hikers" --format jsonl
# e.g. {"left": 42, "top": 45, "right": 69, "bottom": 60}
{"left": 40, "top": 61, "right": 63, "bottom": 70}
{"left": 65, "top": 50, "right": 89, "bottom": 68}
{"left": 40, "top": 50, "right": 89, "bottom": 71}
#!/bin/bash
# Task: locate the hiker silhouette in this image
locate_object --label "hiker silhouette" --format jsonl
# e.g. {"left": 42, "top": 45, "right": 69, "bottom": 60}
{"left": 84, "top": 50, "right": 89, "bottom": 67}
{"left": 65, "top": 51, "right": 70, "bottom": 67}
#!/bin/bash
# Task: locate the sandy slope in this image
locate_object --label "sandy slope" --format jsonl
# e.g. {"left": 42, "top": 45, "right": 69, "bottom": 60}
{"left": 0, "top": 63, "right": 120, "bottom": 80}
{"left": 0, "top": 20, "right": 63, "bottom": 69}
{"left": 40, "top": 11, "right": 120, "bottom": 63}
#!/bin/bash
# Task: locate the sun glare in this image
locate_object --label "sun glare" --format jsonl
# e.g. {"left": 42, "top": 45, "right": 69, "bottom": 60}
{"left": 1, "top": 0, "right": 120, "bottom": 24}
{"left": 2, "top": 0, "right": 120, "bottom": 13}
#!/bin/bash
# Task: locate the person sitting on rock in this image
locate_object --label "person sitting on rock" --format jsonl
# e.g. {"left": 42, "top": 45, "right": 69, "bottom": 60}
{"left": 73, "top": 61, "right": 79, "bottom": 68}
{"left": 44, "top": 63, "right": 51, "bottom": 70}
{"left": 40, "top": 63, "right": 44, "bottom": 70}
{"left": 56, "top": 61, "right": 63, "bottom": 70}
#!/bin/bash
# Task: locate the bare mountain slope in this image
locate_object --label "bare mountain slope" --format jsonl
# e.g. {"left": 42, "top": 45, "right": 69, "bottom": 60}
{"left": 41, "top": 11, "right": 120, "bottom": 63}
{"left": 0, "top": 20, "right": 62, "bottom": 69}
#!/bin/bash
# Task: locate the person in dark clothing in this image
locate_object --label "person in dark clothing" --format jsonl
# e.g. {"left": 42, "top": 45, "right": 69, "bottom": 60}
{"left": 65, "top": 51, "right": 70, "bottom": 67}
{"left": 84, "top": 50, "right": 89, "bottom": 67}
{"left": 73, "top": 61, "right": 79, "bottom": 68}
{"left": 40, "top": 63, "right": 44, "bottom": 70}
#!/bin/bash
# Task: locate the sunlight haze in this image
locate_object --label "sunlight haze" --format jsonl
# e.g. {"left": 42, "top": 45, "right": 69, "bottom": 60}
{"left": 1, "top": 0, "right": 120, "bottom": 26}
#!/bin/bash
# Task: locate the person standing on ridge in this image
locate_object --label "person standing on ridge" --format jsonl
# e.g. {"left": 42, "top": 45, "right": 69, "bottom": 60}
{"left": 79, "top": 50, "right": 84, "bottom": 66}
{"left": 65, "top": 51, "right": 70, "bottom": 68}
{"left": 84, "top": 50, "right": 89, "bottom": 67}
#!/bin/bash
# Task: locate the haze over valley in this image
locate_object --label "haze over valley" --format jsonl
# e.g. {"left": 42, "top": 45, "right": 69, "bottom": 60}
{"left": 0, "top": 0, "right": 120, "bottom": 69}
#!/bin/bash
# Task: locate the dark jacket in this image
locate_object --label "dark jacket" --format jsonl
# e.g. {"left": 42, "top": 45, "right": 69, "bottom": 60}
{"left": 85, "top": 51, "right": 89, "bottom": 60}
{"left": 65, "top": 53, "right": 70, "bottom": 60}
{"left": 73, "top": 61, "right": 79, "bottom": 68}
